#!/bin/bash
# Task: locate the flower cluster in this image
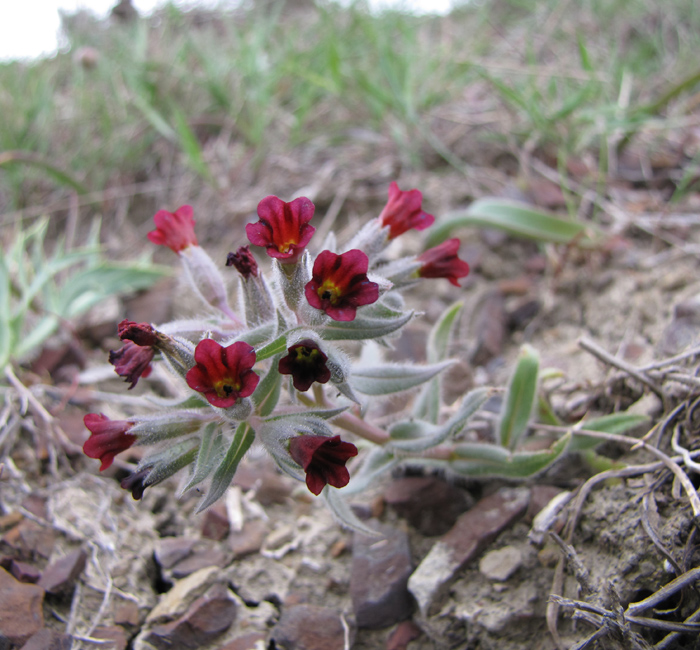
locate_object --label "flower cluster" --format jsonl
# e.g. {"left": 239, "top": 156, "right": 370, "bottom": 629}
{"left": 83, "top": 182, "right": 472, "bottom": 525}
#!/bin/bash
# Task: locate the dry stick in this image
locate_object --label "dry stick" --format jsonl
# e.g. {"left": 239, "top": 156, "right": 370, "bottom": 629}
{"left": 641, "top": 489, "right": 683, "bottom": 575}
{"left": 627, "top": 567, "right": 700, "bottom": 616}
{"left": 655, "top": 605, "right": 700, "bottom": 649}
{"left": 641, "top": 345, "right": 700, "bottom": 371}
{"left": 578, "top": 336, "right": 665, "bottom": 401}
{"left": 671, "top": 423, "right": 700, "bottom": 474}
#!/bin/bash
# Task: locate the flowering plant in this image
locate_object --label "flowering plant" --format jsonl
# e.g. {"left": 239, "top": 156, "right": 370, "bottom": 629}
{"left": 82, "top": 183, "right": 574, "bottom": 530}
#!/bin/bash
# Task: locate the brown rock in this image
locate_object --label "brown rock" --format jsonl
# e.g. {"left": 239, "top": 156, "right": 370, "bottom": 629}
{"left": 408, "top": 487, "right": 530, "bottom": 616}
{"left": 351, "top": 522, "right": 413, "bottom": 629}
{"left": 3, "top": 519, "right": 55, "bottom": 559}
{"left": 201, "top": 503, "right": 230, "bottom": 541}
{"left": 92, "top": 625, "right": 128, "bottom": 650}
{"left": 10, "top": 560, "right": 41, "bottom": 583}
{"left": 19, "top": 629, "right": 72, "bottom": 650}
{"left": 146, "top": 583, "right": 237, "bottom": 650}
{"left": 0, "top": 567, "right": 44, "bottom": 645}
{"left": 20, "top": 496, "right": 47, "bottom": 521}
{"left": 383, "top": 477, "right": 471, "bottom": 536}
{"left": 154, "top": 537, "right": 196, "bottom": 570}
{"left": 38, "top": 548, "right": 87, "bottom": 595}
{"left": 113, "top": 599, "right": 141, "bottom": 626}
{"left": 232, "top": 458, "right": 294, "bottom": 505}
{"left": 386, "top": 620, "right": 423, "bottom": 650}
{"left": 229, "top": 520, "right": 266, "bottom": 558}
{"left": 271, "top": 604, "right": 350, "bottom": 650}
{"left": 171, "top": 546, "right": 228, "bottom": 579}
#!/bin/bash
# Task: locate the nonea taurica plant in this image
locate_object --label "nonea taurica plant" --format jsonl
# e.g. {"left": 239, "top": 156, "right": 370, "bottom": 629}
{"left": 83, "top": 182, "right": 569, "bottom": 531}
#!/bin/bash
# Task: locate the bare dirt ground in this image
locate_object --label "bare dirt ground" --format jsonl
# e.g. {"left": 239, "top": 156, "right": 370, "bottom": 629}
{"left": 2, "top": 94, "right": 700, "bottom": 650}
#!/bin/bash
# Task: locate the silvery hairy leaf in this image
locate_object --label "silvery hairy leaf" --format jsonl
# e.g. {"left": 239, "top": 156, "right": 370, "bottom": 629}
{"left": 252, "top": 355, "right": 283, "bottom": 417}
{"left": 413, "top": 301, "right": 464, "bottom": 423}
{"left": 181, "top": 423, "right": 224, "bottom": 493}
{"left": 342, "top": 447, "right": 398, "bottom": 495}
{"left": 323, "top": 485, "right": 381, "bottom": 536}
{"left": 449, "top": 432, "right": 571, "bottom": 478}
{"left": 498, "top": 344, "right": 539, "bottom": 450}
{"left": 196, "top": 422, "right": 256, "bottom": 512}
{"left": 139, "top": 439, "right": 200, "bottom": 488}
{"left": 351, "top": 360, "right": 454, "bottom": 396}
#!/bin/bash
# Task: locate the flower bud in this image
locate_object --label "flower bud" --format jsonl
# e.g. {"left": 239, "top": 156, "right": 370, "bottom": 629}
{"left": 180, "top": 246, "right": 242, "bottom": 325}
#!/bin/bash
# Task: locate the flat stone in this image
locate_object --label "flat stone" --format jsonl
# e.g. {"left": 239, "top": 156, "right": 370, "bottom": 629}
{"left": 229, "top": 519, "right": 266, "bottom": 558}
{"left": 408, "top": 487, "right": 530, "bottom": 616}
{"left": 171, "top": 546, "right": 228, "bottom": 579}
{"left": 386, "top": 620, "right": 423, "bottom": 650}
{"left": 147, "top": 566, "right": 220, "bottom": 624}
{"left": 154, "top": 538, "right": 196, "bottom": 570}
{"left": 145, "top": 583, "right": 237, "bottom": 650}
{"left": 2, "top": 519, "right": 55, "bottom": 559}
{"left": 232, "top": 458, "right": 294, "bottom": 505}
{"left": 10, "top": 560, "right": 41, "bottom": 583}
{"left": 201, "top": 503, "right": 230, "bottom": 541}
{"left": 351, "top": 521, "right": 413, "bottom": 629}
{"left": 0, "top": 567, "right": 45, "bottom": 645}
{"left": 38, "top": 548, "right": 87, "bottom": 595}
{"left": 383, "top": 477, "right": 471, "bottom": 536}
{"left": 19, "top": 629, "right": 72, "bottom": 650}
{"left": 113, "top": 599, "right": 141, "bottom": 626}
{"left": 270, "top": 604, "right": 350, "bottom": 650}
{"left": 479, "top": 545, "right": 522, "bottom": 581}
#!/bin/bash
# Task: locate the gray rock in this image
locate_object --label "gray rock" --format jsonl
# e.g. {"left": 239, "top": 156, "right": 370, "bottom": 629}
{"left": 19, "top": 629, "right": 72, "bottom": 650}
{"left": 351, "top": 521, "right": 413, "bottom": 629}
{"left": 408, "top": 487, "right": 530, "bottom": 616}
{"left": 479, "top": 545, "right": 522, "bottom": 581}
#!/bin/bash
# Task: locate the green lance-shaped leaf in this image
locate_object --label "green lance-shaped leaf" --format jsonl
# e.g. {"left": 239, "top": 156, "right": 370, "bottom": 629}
{"left": 255, "top": 333, "right": 288, "bottom": 362}
{"left": 196, "top": 422, "right": 256, "bottom": 512}
{"left": 414, "top": 301, "right": 464, "bottom": 423}
{"left": 321, "top": 310, "right": 414, "bottom": 341}
{"left": 568, "top": 412, "right": 650, "bottom": 452}
{"left": 181, "top": 424, "right": 224, "bottom": 493}
{"left": 391, "top": 387, "right": 493, "bottom": 452}
{"left": 322, "top": 485, "right": 381, "bottom": 536}
{"left": 253, "top": 355, "right": 283, "bottom": 417}
{"left": 498, "top": 344, "right": 539, "bottom": 450}
{"left": 141, "top": 440, "right": 200, "bottom": 488}
{"left": 351, "top": 360, "right": 454, "bottom": 396}
{"left": 342, "top": 447, "right": 398, "bottom": 496}
{"left": 426, "top": 198, "right": 598, "bottom": 248}
{"left": 449, "top": 432, "right": 571, "bottom": 478}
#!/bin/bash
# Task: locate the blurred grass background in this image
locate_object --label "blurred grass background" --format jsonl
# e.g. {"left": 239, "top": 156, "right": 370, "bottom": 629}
{"left": 1, "top": 0, "right": 699, "bottom": 221}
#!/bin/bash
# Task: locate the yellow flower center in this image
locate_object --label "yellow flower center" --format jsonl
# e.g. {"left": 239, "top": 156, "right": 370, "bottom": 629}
{"left": 214, "top": 379, "right": 240, "bottom": 398}
{"left": 318, "top": 281, "right": 341, "bottom": 305}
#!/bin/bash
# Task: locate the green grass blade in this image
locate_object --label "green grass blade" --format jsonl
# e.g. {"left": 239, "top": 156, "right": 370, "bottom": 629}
{"left": 0, "top": 150, "right": 87, "bottom": 194}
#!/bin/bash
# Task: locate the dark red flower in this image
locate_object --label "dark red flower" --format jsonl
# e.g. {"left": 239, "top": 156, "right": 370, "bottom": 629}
{"left": 185, "top": 339, "right": 260, "bottom": 408}
{"left": 305, "top": 250, "right": 379, "bottom": 321}
{"left": 83, "top": 413, "right": 136, "bottom": 471}
{"left": 278, "top": 339, "right": 332, "bottom": 392}
{"left": 379, "top": 181, "right": 435, "bottom": 239}
{"left": 288, "top": 434, "right": 358, "bottom": 495}
{"left": 109, "top": 341, "right": 154, "bottom": 389}
{"left": 226, "top": 245, "right": 258, "bottom": 278}
{"left": 417, "top": 238, "right": 470, "bottom": 287}
{"left": 117, "top": 320, "right": 159, "bottom": 347}
{"left": 147, "top": 205, "right": 198, "bottom": 253}
{"left": 246, "top": 195, "right": 315, "bottom": 263}
{"left": 120, "top": 467, "right": 152, "bottom": 500}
